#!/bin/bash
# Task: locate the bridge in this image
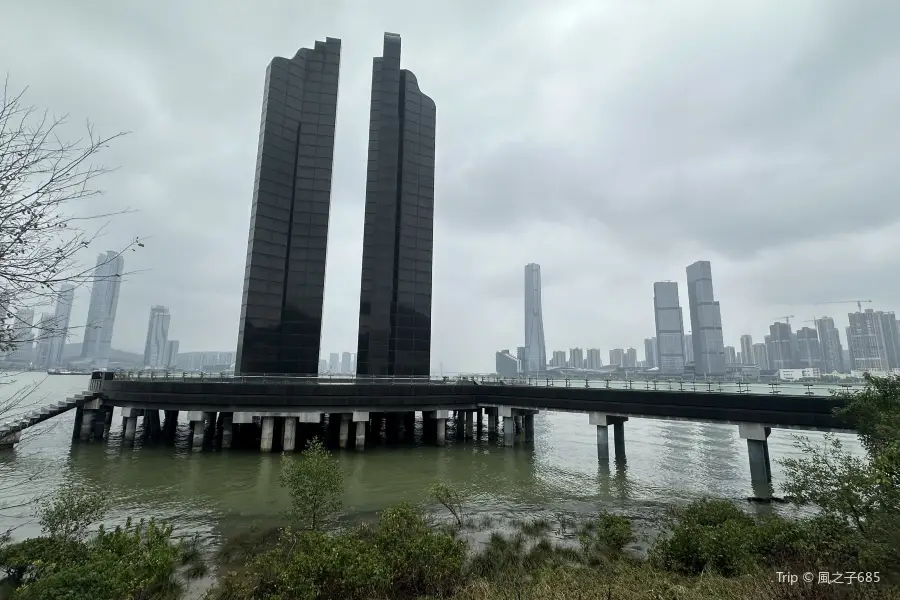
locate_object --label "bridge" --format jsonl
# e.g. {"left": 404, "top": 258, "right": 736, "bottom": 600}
{"left": 0, "top": 371, "right": 856, "bottom": 491}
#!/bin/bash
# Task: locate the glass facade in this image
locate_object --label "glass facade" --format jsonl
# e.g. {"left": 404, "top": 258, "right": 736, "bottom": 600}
{"left": 356, "top": 33, "right": 436, "bottom": 377}
{"left": 653, "top": 281, "right": 685, "bottom": 374}
{"left": 235, "top": 38, "right": 341, "bottom": 375}
{"left": 686, "top": 261, "right": 726, "bottom": 376}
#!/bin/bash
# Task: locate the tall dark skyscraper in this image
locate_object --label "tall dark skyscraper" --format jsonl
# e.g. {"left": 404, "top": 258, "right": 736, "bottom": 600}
{"left": 235, "top": 37, "right": 341, "bottom": 375}
{"left": 356, "top": 33, "right": 436, "bottom": 377}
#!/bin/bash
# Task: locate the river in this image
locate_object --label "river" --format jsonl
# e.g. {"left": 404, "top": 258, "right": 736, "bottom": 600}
{"left": 0, "top": 371, "right": 863, "bottom": 550}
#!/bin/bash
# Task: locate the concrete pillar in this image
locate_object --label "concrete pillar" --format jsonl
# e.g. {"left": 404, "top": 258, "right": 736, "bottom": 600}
{"left": 123, "top": 416, "right": 138, "bottom": 443}
{"left": 72, "top": 406, "right": 84, "bottom": 441}
{"left": 282, "top": 417, "right": 296, "bottom": 452}
{"left": 163, "top": 411, "right": 178, "bottom": 439}
{"left": 260, "top": 416, "right": 275, "bottom": 452}
{"left": 435, "top": 419, "right": 446, "bottom": 445}
{"left": 91, "top": 414, "right": 105, "bottom": 440}
{"left": 739, "top": 424, "right": 772, "bottom": 484}
{"left": 524, "top": 412, "right": 535, "bottom": 443}
{"left": 596, "top": 425, "right": 609, "bottom": 461}
{"left": 503, "top": 416, "right": 515, "bottom": 447}
{"left": 515, "top": 415, "right": 524, "bottom": 435}
{"left": 221, "top": 413, "right": 233, "bottom": 449}
{"left": 464, "top": 411, "right": 474, "bottom": 439}
{"left": 79, "top": 409, "right": 96, "bottom": 441}
{"left": 476, "top": 409, "right": 483, "bottom": 435}
{"left": 147, "top": 410, "right": 162, "bottom": 439}
{"left": 403, "top": 411, "right": 415, "bottom": 439}
{"left": 487, "top": 409, "right": 497, "bottom": 434}
{"left": 339, "top": 414, "right": 350, "bottom": 449}
{"left": 455, "top": 411, "right": 464, "bottom": 439}
{"left": 355, "top": 421, "right": 367, "bottom": 450}
{"left": 612, "top": 418, "right": 626, "bottom": 461}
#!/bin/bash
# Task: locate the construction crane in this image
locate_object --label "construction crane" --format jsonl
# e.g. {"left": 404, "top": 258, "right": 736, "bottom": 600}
{"left": 814, "top": 299, "right": 873, "bottom": 312}
{"left": 774, "top": 315, "right": 795, "bottom": 324}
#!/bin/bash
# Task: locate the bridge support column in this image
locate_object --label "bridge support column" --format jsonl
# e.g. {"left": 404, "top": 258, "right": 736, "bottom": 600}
{"left": 464, "top": 411, "right": 473, "bottom": 439}
{"left": 146, "top": 410, "right": 162, "bottom": 439}
{"left": 260, "top": 416, "right": 275, "bottom": 452}
{"left": 612, "top": 417, "right": 627, "bottom": 462}
{"left": 431, "top": 410, "right": 449, "bottom": 446}
{"left": 282, "top": 417, "right": 297, "bottom": 452}
{"left": 503, "top": 416, "right": 515, "bottom": 447}
{"left": 515, "top": 414, "right": 523, "bottom": 436}
{"left": 0, "top": 431, "right": 21, "bottom": 449}
{"left": 72, "top": 406, "right": 84, "bottom": 441}
{"left": 122, "top": 408, "right": 139, "bottom": 444}
{"left": 739, "top": 424, "right": 772, "bottom": 484}
{"left": 91, "top": 411, "right": 106, "bottom": 440}
{"left": 80, "top": 409, "right": 97, "bottom": 441}
{"left": 476, "top": 409, "right": 483, "bottom": 435}
{"left": 220, "top": 412, "right": 233, "bottom": 449}
{"left": 102, "top": 407, "right": 114, "bottom": 439}
{"left": 487, "top": 409, "right": 497, "bottom": 434}
{"left": 353, "top": 412, "right": 369, "bottom": 450}
{"left": 524, "top": 412, "right": 535, "bottom": 443}
{"left": 163, "top": 411, "right": 178, "bottom": 440}
{"left": 403, "top": 411, "right": 415, "bottom": 440}
{"left": 339, "top": 414, "right": 351, "bottom": 449}
{"left": 455, "top": 411, "right": 464, "bottom": 439}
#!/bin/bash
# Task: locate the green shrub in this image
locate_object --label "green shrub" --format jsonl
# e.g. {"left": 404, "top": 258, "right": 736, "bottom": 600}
{"left": 280, "top": 438, "right": 343, "bottom": 532}
{"left": 578, "top": 512, "right": 633, "bottom": 561}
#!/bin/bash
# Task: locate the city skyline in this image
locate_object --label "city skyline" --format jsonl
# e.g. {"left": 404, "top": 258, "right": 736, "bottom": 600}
{"left": 4, "top": 4, "right": 900, "bottom": 374}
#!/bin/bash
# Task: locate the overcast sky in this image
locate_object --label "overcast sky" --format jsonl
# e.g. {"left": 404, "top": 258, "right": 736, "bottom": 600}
{"left": 3, "top": 0, "right": 899, "bottom": 373}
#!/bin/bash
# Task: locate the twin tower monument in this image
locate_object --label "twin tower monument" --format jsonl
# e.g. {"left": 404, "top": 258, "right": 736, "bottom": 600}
{"left": 235, "top": 33, "right": 437, "bottom": 378}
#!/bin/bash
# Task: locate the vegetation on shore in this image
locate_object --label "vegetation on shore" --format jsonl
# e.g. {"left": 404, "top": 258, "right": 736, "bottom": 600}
{"left": 1, "top": 375, "right": 899, "bottom": 599}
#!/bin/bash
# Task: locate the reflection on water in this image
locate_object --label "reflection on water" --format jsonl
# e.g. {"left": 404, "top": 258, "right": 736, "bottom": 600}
{"left": 0, "top": 373, "right": 863, "bottom": 547}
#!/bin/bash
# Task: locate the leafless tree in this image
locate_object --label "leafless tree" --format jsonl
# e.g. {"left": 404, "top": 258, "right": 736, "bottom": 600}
{"left": 0, "top": 76, "right": 143, "bottom": 354}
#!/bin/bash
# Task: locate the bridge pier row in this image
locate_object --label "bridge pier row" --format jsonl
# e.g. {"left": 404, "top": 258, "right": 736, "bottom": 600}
{"left": 589, "top": 413, "right": 628, "bottom": 462}
{"left": 260, "top": 416, "right": 275, "bottom": 452}
{"left": 739, "top": 424, "right": 772, "bottom": 485}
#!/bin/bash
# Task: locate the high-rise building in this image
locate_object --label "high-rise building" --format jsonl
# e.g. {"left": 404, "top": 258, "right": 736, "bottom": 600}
{"left": 318, "top": 359, "right": 327, "bottom": 374}
{"left": 624, "top": 347, "right": 637, "bottom": 368}
{"left": 143, "top": 306, "right": 171, "bottom": 368}
{"left": 341, "top": 352, "right": 352, "bottom": 374}
{"left": 523, "top": 264, "right": 547, "bottom": 374}
{"left": 724, "top": 346, "right": 737, "bottom": 365}
{"left": 686, "top": 261, "right": 725, "bottom": 377}
{"left": 879, "top": 312, "right": 900, "bottom": 370}
{"left": 815, "top": 317, "right": 845, "bottom": 373}
{"left": 34, "top": 313, "right": 53, "bottom": 368}
{"left": 609, "top": 348, "right": 625, "bottom": 367}
{"left": 846, "top": 309, "right": 893, "bottom": 371}
{"left": 163, "top": 340, "right": 180, "bottom": 369}
{"left": 586, "top": 348, "right": 603, "bottom": 369}
{"left": 766, "top": 322, "right": 795, "bottom": 370}
{"left": 653, "top": 281, "right": 686, "bottom": 374}
{"left": 515, "top": 346, "right": 526, "bottom": 373}
{"left": 328, "top": 352, "right": 339, "bottom": 373}
{"left": 8, "top": 308, "right": 35, "bottom": 364}
{"left": 80, "top": 251, "right": 124, "bottom": 367}
{"left": 355, "top": 33, "right": 436, "bottom": 377}
{"left": 752, "top": 343, "right": 769, "bottom": 370}
{"left": 739, "top": 334, "right": 753, "bottom": 364}
{"left": 235, "top": 37, "right": 341, "bottom": 376}
{"left": 569, "top": 347, "right": 584, "bottom": 369}
{"left": 643, "top": 337, "right": 658, "bottom": 369}
{"left": 46, "top": 284, "right": 74, "bottom": 368}
{"left": 795, "top": 327, "right": 825, "bottom": 371}
{"left": 550, "top": 350, "right": 566, "bottom": 368}
{"left": 683, "top": 334, "right": 694, "bottom": 364}
{"left": 495, "top": 349, "right": 518, "bottom": 378}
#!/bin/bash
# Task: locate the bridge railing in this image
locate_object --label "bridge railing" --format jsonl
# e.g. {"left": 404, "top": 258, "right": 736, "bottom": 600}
{"left": 102, "top": 371, "right": 862, "bottom": 396}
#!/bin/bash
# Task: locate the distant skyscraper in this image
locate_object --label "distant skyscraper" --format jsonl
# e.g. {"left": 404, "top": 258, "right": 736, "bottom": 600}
{"left": 328, "top": 352, "right": 339, "bottom": 373}
{"left": 341, "top": 352, "right": 352, "bottom": 374}
{"left": 796, "top": 327, "right": 825, "bottom": 371}
{"left": 515, "top": 346, "right": 526, "bottom": 373}
{"left": 34, "top": 313, "right": 53, "bottom": 368}
{"left": 47, "top": 284, "right": 74, "bottom": 368}
{"left": 846, "top": 309, "right": 893, "bottom": 371}
{"left": 143, "top": 306, "right": 171, "bottom": 368}
{"left": 686, "top": 261, "right": 725, "bottom": 377}
{"left": 683, "top": 334, "right": 694, "bottom": 364}
{"left": 550, "top": 350, "right": 566, "bottom": 368}
{"left": 235, "top": 37, "right": 341, "bottom": 376}
{"left": 80, "top": 251, "right": 124, "bottom": 367}
{"left": 739, "top": 334, "right": 753, "bottom": 364}
{"left": 495, "top": 349, "right": 518, "bottom": 378}
{"left": 356, "top": 33, "right": 436, "bottom": 378}
{"left": 163, "top": 340, "right": 180, "bottom": 369}
{"left": 569, "top": 347, "right": 584, "bottom": 369}
{"left": 815, "top": 317, "right": 845, "bottom": 373}
{"left": 653, "top": 281, "right": 686, "bottom": 374}
{"left": 8, "top": 308, "right": 35, "bottom": 363}
{"left": 586, "top": 348, "right": 603, "bottom": 369}
{"left": 624, "top": 347, "right": 637, "bottom": 368}
{"left": 724, "top": 346, "right": 737, "bottom": 365}
{"left": 318, "top": 359, "right": 327, "bottom": 375}
{"left": 609, "top": 348, "right": 625, "bottom": 367}
{"left": 752, "top": 343, "right": 769, "bottom": 370}
{"left": 643, "top": 337, "right": 658, "bottom": 369}
{"left": 766, "top": 322, "right": 795, "bottom": 370}
{"left": 524, "top": 263, "right": 547, "bottom": 374}
{"left": 879, "top": 312, "right": 900, "bottom": 370}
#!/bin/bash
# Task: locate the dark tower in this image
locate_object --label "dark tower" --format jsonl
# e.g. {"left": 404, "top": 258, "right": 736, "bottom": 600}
{"left": 356, "top": 33, "right": 437, "bottom": 377}
{"left": 235, "top": 38, "right": 341, "bottom": 375}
